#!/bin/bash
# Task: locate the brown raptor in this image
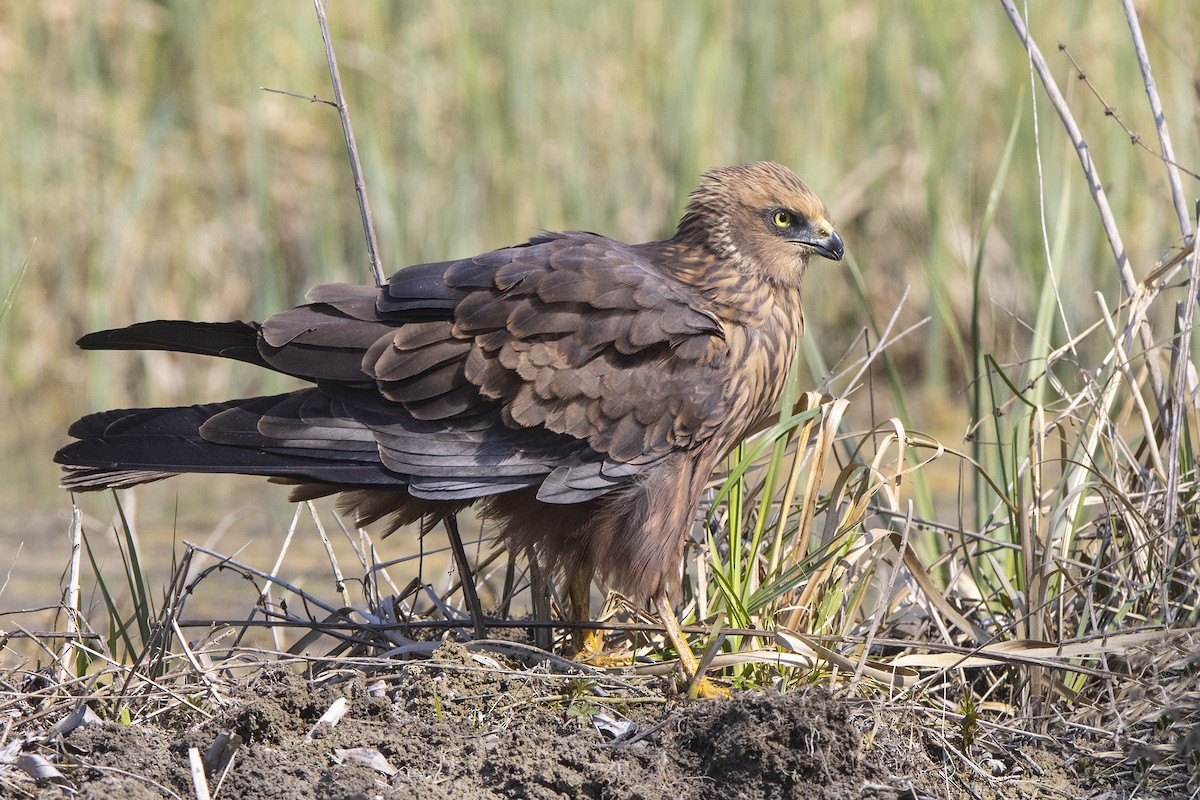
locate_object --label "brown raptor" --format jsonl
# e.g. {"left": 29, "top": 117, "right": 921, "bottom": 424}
{"left": 56, "top": 161, "right": 844, "bottom": 692}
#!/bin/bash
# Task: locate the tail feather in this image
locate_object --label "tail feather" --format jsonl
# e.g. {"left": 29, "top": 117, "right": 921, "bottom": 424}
{"left": 55, "top": 398, "right": 401, "bottom": 492}
{"left": 77, "top": 320, "right": 269, "bottom": 369}
{"left": 68, "top": 402, "right": 241, "bottom": 439}
{"left": 54, "top": 391, "right": 590, "bottom": 501}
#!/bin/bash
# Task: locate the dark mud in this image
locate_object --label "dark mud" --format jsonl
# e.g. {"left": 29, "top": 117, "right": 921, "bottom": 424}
{"left": 9, "top": 643, "right": 1129, "bottom": 799}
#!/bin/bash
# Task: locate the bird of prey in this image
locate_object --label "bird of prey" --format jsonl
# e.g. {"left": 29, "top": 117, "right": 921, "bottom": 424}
{"left": 57, "top": 161, "right": 844, "bottom": 694}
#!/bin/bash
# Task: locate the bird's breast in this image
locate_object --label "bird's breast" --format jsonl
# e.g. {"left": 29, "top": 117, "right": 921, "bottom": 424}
{"left": 720, "top": 287, "right": 805, "bottom": 442}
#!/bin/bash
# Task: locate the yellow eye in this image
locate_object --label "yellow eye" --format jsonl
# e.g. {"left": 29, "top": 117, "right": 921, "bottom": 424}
{"left": 772, "top": 210, "right": 793, "bottom": 228}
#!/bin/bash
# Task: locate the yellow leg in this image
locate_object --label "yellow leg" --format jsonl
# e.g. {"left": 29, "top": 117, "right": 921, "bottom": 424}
{"left": 654, "top": 593, "right": 728, "bottom": 698}
{"left": 567, "top": 569, "right": 603, "bottom": 657}
{"left": 565, "top": 571, "right": 631, "bottom": 666}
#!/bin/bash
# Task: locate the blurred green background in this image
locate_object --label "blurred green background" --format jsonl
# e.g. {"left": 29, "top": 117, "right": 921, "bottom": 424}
{"left": 1, "top": 1, "right": 1196, "bottom": 605}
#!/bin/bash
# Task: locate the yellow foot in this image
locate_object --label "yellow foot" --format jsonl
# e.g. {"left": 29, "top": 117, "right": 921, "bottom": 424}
{"left": 651, "top": 592, "right": 728, "bottom": 698}
{"left": 569, "top": 627, "right": 631, "bottom": 668}
{"left": 688, "top": 676, "right": 731, "bottom": 699}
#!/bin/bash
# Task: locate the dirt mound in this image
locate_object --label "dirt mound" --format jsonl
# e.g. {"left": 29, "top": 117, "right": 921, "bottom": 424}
{"left": 14, "top": 646, "right": 1120, "bottom": 799}
{"left": 56, "top": 681, "right": 886, "bottom": 799}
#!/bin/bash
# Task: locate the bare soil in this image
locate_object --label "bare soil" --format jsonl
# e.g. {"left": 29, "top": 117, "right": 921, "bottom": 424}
{"left": 7, "top": 643, "right": 1137, "bottom": 800}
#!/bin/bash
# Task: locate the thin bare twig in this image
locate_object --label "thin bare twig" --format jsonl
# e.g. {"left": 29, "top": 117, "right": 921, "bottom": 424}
{"left": 258, "top": 86, "right": 337, "bottom": 108}
{"left": 307, "top": 501, "right": 351, "bottom": 607}
{"left": 1055, "top": 45, "right": 1200, "bottom": 187}
{"left": 1120, "top": 0, "right": 1195, "bottom": 237}
{"left": 186, "top": 541, "right": 345, "bottom": 617}
{"left": 999, "top": 0, "right": 1167, "bottom": 419}
{"left": 831, "top": 285, "right": 921, "bottom": 396}
{"left": 313, "top": 0, "right": 385, "bottom": 286}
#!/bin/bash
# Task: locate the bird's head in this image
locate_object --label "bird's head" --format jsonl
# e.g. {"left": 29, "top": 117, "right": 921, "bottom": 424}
{"left": 675, "top": 162, "right": 844, "bottom": 287}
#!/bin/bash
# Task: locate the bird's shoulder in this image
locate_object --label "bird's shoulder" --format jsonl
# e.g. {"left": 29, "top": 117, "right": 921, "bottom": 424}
{"left": 260, "top": 231, "right": 737, "bottom": 464}
{"left": 444, "top": 230, "right": 719, "bottom": 335}
{"left": 428, "top": 232, "right": 729, "bottom": 460}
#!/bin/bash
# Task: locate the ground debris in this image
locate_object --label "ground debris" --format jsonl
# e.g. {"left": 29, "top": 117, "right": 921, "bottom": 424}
{"left": 3, "top": 653, "right": 1146, "bottom": 800}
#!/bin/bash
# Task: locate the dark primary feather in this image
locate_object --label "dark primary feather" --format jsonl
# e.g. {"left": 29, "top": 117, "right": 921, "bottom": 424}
{"left": 78, "top": 320, "right": 269, "bottom": 370}
{"left": 56, "top": 162, "right": 843, "bottom": 600}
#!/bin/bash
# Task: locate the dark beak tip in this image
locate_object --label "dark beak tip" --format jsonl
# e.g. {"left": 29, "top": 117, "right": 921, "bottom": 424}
{"left": 816, "top": 231, "right": 845, "bottom": 262}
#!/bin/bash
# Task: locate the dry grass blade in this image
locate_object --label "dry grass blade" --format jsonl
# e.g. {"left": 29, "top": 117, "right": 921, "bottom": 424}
{"left": 632, "top": 647, "right": 818, "bottom": 676}
{"left": 261, "top": 505, "right": 304, "bottom": 654}
{"left": 332, "top": 747, "right": 398, "bottom": 777}
{"left": 187, "top": 747, "right": 211, "bottom": 800}
{"left": 305, "top": 697, "right": 349, "bottom": 741}
{"left": 776, "top": 628, "right": 919, "bottom": 688}
{"left": 56, "top": 505, "right": 83, "bottom": 685}
{"left": 14, "top": 752, "right": 68, "bottom": 788}
{"left": 999, "top": 0, "right": 1166, "bottom": 416}
{"left": 1095, "top": 294, "right": 1164, "bottom": 476}
{"left": 776, "top": 396, "right": 848, "bottom": 629}
{"left": 170, "top": 619, "right": 227, "bottom": 710}
{"left": 1161, "top": 203, "right": 1200, "bottom": 546}
{"left": 891, "top": 628, "right": 1185, "bottom": 674}
{"left": 887, "top": 530, "right": 986, "bottom": 644}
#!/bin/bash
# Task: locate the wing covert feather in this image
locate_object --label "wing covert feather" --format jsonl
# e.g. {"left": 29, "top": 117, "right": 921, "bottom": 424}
{"left": 159, "top": 232, "right": 733, "bottom": 496}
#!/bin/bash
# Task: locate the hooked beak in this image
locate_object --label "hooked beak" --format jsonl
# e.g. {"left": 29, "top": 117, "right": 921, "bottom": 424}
{"left": 806, "top": 229, "right": 844, "bottom": 262}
